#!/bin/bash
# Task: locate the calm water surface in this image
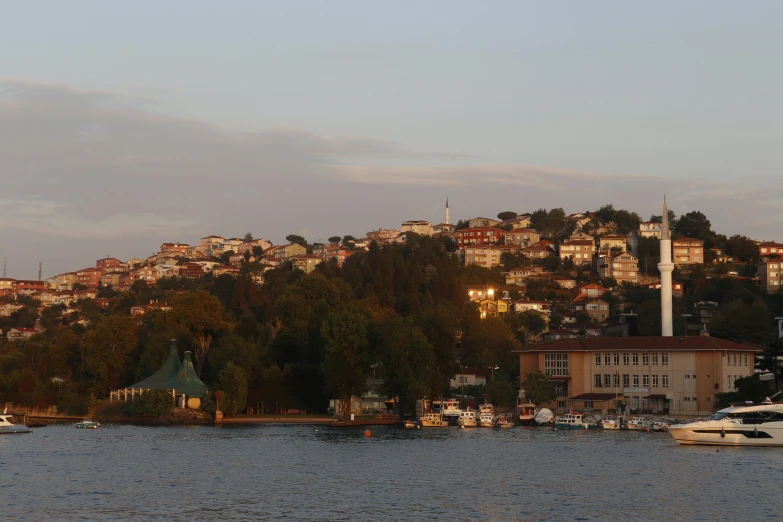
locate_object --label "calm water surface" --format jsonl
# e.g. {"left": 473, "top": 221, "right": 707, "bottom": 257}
{"left": 2, "top": 423, "right": 782, "bottom": 521}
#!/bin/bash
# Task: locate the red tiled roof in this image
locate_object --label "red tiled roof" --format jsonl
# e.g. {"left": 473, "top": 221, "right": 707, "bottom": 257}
{"left": 512, "top": 336, "right": 762, "bottom": 353}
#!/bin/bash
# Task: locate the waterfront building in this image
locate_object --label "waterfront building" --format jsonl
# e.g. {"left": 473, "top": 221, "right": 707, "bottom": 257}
{"left": 513, "top": 336, "right": 760, "bottom": 417}
{"left": 401, "top": 220, "right": 433, "bottom": 236}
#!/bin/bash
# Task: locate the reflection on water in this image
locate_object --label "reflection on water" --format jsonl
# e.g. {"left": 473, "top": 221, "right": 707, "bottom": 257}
{"left": 2, "top": 424, "right": 782, "bottom": 521}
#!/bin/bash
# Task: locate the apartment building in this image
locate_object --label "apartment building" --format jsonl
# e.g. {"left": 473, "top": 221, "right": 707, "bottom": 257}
{"left": 759, "top": 256, "right": 782, "bottom": 294}
{"left": 597, "top": 252, "right": 640, "bottom": 283}
{"left": 559, "top": 240, "right": 595, "bottom": 265}
{"left": 672, "top": 238, "right": 704, "bottom": 266}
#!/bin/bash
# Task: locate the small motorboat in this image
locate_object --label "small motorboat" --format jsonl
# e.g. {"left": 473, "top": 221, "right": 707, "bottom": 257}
{"left": 75, "top": 420, "right": 100, "bottom": 429}
{"left": 534, "top": 408, "right": 554, "bottom": 425}
{"left": 402, "top": 420, "right": 416, "bottom": 429}
{"left": 495, "top": 415, "right": 513, "bottom": 429}
{"left": 0, "top": 413, "right": 31, "bottom": 434}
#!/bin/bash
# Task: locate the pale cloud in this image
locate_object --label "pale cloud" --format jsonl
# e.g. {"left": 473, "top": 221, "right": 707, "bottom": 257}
{"left": 1, "top": 76, "right": 781, "bottom": 278}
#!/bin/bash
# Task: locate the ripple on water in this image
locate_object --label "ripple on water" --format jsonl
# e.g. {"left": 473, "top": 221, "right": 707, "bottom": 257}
{"left": 2, "top": 425, "right": 782, "bottom": 521}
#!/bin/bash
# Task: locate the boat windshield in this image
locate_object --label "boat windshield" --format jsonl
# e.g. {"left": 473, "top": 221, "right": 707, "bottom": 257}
{"left": 708, "top": 413, "right": 727, "bottom": 420}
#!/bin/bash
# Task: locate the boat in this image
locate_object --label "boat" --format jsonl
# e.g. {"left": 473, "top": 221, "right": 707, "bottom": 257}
{"left": 478, "top": 412, "right": 495, "bottom": 428}
{"left": 554, "top": 411, "right": 598, "bottom": 430}
{"left": 402, "top": 420, "right": 416, "bottom": 429}
{"left": 627, "top": 417, "right": 652, "bottom": 431}
{"left": 0, "top": 413, "right": 31, "bottom": 434}
{"left": 651, "top": 420, "right": 668, "bottom": 432}
{"left": 517, "top": 401, "right": 537, "bottom": 425}
{"left": 439, "top": 399, "right": 464, "bottom": 423}
{"left": 479, "top": 403, "right": 495, "bottom": 416}
{"left": 534, "top": 408, "right": 554, "bottom": 425}
{"left": 457, "top": 410, "right": 478, "bottom": 428}
{"left": 668, "top": 401, "right": 783, "bottom": 446}
{"left": 418, "top": 413, "right": 449, "bottom": 428}
{"left": 75, "top": 420, "right": 100, "bottom": 429}
{"left": 601, "top": 416, "right": 623, "bottom": 430}
{"left": 495, "top": 414, "right": 513, "bottom": 428}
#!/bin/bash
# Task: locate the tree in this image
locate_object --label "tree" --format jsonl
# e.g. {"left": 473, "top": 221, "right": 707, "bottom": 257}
{"left": 243, "top": 232, "right": 253, "bottom": 241}
{"left": 636, "top": 299, "right": 662, "bottom": 336}
{"left": 286, "top": 234, "right": 308, "bottom": 247}
{"left": 485, "top": 379, "right": 517, "bottom": 407}
{"left": 82, "top": 315, "right": 138, "bottom": 397}
{"left": 454, "top": 219, "right": 470, "bottom": 231}
{"left": 322, "top": 306, "right": 372, "bottom": 417}
{"left": 128, "top": 389, "right": 174, "bottom": 417}
{"left": 675, "top": 211, "right": 712, "bottom": 239}
{"left": 167, "top": 291, "right": 232, "bottom": 377}
{"left": 328, "top": 236, "right": 341, "bottom": 244}
{"left": 521, "top": 371, "right": 557, "bottom": 406}
{"left": 376, "top": 316, "right": 437, "bottom": 416}
{"left": 497, "top": 211, "right": 517, "bottom": 221}
{"left": 342, "top": 235, "right": 356, "bottom": 243}
{"left": 218, "top": 361, "right": 248, "bottom": 416}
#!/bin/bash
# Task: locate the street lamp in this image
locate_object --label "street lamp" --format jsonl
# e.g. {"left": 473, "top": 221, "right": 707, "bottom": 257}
{"left": 489, "top": 365, "right": 499, "bottom": 380}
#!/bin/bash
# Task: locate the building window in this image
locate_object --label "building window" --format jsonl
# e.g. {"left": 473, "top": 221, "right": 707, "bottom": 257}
{"left": 733, "top": 354, "right": 737, "bottom": 366}
{"left": 633, "top": 375, "right": 639, "bottom": 387}
{"left": 584, "top": 401, "right": 594, "bottom": 409}
{"left": 652, "top": 353, "right": 658, "bottom": 366}
{"left": 727, "top": 375, "right": 733, "bottom": 389}
{"left": 643, "top": 375, "right": 649, "bottom": 387}
{"left": 595, "top": 353, "right": 601, "bottom": 366}
{"left": 613, "top": 353, "right": 620, "bottom": 366}
{"left": 662, "top": 353, "right": 668, "bottom": 366}
{"left": 662, "top": 375, "right": 669, "bottom": 388}
{"left": 613, "top": 373, "right": 620, "bottom": 387}
{"left": 605, "top": 353, "right": 611, "bottom": 366}
{"left": 623, "top": 374, "right": 629, "bottom": 387}
{"left": 652, "top": 375, "right": 659, "bottom": 388}
{"left": 557, "top": 400, "right": 566, "bottom": 410}
{"left": 623, "top": 353, "right": 629, "bottom": 366}
{"left": 744, "top": 354, "right": 748, "bottom": 366}
{"left": 545, "top": 353, "right": 568, "bottom": 376}
{"left": 595, "top": 374, "right": 602, "bottom": 387}
{"left": 633, "top": 397, "right": 639, "bottom": 410}
{"left": 632, "top": 353, "right": 639, "bottom": 365}
{"left": 642, "top": 353, "right": 649, "bottom": 365}
{"left": 604, "top": 374, "right": 612, "bottom": 387}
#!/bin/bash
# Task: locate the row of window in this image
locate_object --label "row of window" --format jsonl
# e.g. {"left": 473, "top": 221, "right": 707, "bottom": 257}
{"left": 594, "top": 374, "right": 669, "bottom": 388}
{"left": 595, "top": 352, "right": 669, "bottom": 366}
{"left": 727, "top": 353, "right": 749, "bottom": 367}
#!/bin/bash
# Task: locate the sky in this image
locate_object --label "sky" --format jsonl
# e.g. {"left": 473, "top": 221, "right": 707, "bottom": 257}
{"left": 2, "top": 1, "right": 782, "bottom": 279}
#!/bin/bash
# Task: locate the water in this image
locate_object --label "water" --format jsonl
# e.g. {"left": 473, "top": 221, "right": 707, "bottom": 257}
{"left": 2, "top": 424, "right": 782, "bottom": 521}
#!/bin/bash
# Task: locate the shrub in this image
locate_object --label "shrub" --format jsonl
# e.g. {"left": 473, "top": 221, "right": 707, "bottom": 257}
{"left": 127, "top": 389, "right": 175, "bottom": 417}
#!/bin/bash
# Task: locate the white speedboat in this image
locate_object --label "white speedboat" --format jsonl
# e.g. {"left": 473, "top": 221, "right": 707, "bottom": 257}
{"left": 534, "top": 408, "right": 554, "bottom": 425}
{"left": 478, "top": 412, "right": 495, "bottom": 428}
{"left": 0, "top": 413, "right": 31, "bottom": 434}
{"left": 517, "top": 401, "right": 537, "bottom": 425}
{"left": 75, "top": 420, "right": 100, "bottom": 429}
{"left": 668, "top": 402, "right": 783, "bottom": 446}
{"left": 457, "top": 410, "right": 478, "bottom": 428}
{"left": 419, "top": 413, "right": 449, "bottom": 428}
{"left": 403, "top": 420, "right": 416, "bottom": 429}
{"left": 601, "top": 416, "right": 623, "bottom": 430}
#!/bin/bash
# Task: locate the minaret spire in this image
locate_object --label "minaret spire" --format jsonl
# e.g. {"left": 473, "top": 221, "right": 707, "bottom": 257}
{"left": 445, "top": 197, "right": 450, "bottom": 225}
{"left": 658, "top": 196, "right": 674, "bottom": 336}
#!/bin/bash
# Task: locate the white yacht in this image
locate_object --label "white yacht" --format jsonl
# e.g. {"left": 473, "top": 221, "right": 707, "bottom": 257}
{"left": 457, "top": 410, "right": 478, "bottom": 428}
{"left": 668, "top": 402, "right": 783, "bottom": 446}
{"left": 0, "top": 413, "right": 31, "bottom": 434}
{"left": 554, "top": 412, "right": 597, "bottom": 430}
{"left": 418, "top": 413, "right": 449, "bottom": 428}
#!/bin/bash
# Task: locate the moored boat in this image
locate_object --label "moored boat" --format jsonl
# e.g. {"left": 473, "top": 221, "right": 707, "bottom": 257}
{"left": 517, "top": 401, "right": 537, "bottom": 425}
{"left": 495, "top": 414, "right": 513, "bottom": 428}
{"left": 534, "top": 408, "right": 554, "bottom": 425}
{"left": 627, "top": 416, "right": 652, "bottom": 431}
{"left": 75, "top": 420, "right": 100, "bottom": 429}
{"left": 419, "top": 413, "right": 449, "bottom": 428}
{"left": 478, "top": 412, "right": 495, "bottom": 428}
{"left": 668, "top": 401, "right": 783, "bottom": 446}
{"left": 457, "top": 410, "right": 478, "bottom": 428}
{"left": 0, "top": 413, "right": 31, "bottom": 434}
{"left": 554, "top": 411, "right": 597, "bottom": 430}
{"left": 402, "top": 420, "right": 416, "bottom": 429}
{"left": 601, "top": 416, "right": 623, "bottom": 430}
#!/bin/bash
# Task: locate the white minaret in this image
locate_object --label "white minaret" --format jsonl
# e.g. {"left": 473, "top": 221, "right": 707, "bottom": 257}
{"left": 658, "top": 197, "right": 674, "bottom": 336}
{"left": 445, "top": 197, "right": 450, "bottom": 225}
